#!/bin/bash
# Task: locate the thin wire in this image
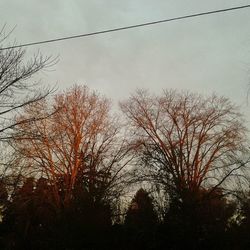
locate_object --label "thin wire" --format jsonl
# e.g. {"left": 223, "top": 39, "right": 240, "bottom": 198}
{"left": 1, "top": 4, "right": 250, "bottom": 51}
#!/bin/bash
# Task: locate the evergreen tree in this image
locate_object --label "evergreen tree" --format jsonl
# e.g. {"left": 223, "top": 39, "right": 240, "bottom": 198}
{"left": 125, "top": 188, "right": 158, "bottom": 229}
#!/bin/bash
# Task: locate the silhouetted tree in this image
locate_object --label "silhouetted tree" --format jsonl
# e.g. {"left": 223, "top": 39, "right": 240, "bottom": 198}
{"left": 124, "top": 188, "right": 158, "bottom": 249}
{"left": 120, "top": 89, "right": 248, "bottom": 249}
{"left": 0, "top": 29, "right": 56, "bottom": 248}
{"left": 13, "top": 85, "right": 132, "bottom": 211}
{"left": 1, "top": 177, "right": 57, "bottom": 249}
{"left": 0, "top": 27, "right": 55, "bottom": 142}
{"left": 230, "top": 190, "right": 250, "bottom": 248}
{"left": 9, "top": 85, "right": 134, "bottom": 248}
{"left": 164, "top": 187, "right": 235, "bottom": 249}
{"left": 125, "top": 188, "right": 158, "bottom": 229}
{"left": 121, "top": 89, "right": 247, "bottom": 213}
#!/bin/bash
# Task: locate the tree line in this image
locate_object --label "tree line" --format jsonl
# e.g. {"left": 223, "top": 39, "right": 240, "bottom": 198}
{"left": 0, "top": 31, "right": 250, "bottom": 249}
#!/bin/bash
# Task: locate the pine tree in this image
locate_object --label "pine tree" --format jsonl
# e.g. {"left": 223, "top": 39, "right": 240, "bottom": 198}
{"left": 125, "top": 188, "right": 157, "bottom": 229}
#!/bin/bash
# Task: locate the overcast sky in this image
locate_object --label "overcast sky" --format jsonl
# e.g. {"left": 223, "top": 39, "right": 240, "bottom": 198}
{"left": 1, "top": 0, "right": 250, "bottom": 122}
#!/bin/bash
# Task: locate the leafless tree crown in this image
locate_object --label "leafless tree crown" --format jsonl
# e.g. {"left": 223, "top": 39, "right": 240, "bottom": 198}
{"left": 120, "top": 89, "right": 247, "bottom": 197}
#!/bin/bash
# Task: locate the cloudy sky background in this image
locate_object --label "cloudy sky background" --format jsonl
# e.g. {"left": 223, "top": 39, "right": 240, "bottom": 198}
{"left": 1, "top": 0, "right": 250, "bottom": 122}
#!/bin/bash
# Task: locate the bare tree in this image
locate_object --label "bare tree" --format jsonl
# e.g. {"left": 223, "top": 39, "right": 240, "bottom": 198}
{"left": 12, "top": 85, "right": 132, "bottom": 209}
{"left": 120, "top": 89, "right": 248, "bottom": 201}
{"left": 0, "top": 27, "right": 56, "bottom": 141}
{"left": 0, "top": 27, "right": 57, "bottom": 209}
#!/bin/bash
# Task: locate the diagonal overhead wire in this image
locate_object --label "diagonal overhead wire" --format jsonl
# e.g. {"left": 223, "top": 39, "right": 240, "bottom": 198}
{"left": 1, "top": 4, "right": 250, "bottom": 51}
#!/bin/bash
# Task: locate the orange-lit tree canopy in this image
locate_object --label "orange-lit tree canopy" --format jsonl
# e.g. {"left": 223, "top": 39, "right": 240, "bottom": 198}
{"left": 13, "top": 85, "right": 131, "bottom": 208}
{"left": 120, "top": 89, "right": 247, "bottom": 198}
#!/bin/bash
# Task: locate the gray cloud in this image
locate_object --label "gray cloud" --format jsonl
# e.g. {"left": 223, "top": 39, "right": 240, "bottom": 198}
{"left": 1, "top": 0, "right": 250, "bottom": 120}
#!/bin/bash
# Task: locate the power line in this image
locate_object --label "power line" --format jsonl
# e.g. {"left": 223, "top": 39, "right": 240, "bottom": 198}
{"left": 1, "top": 4, "right": 250, "bottom": 51}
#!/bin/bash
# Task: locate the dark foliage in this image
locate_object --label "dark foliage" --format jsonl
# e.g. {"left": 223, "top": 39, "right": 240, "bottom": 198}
{"left": 124, "top": 188, "right": 158, "bottom": 249}
{"left": 0, "top": 178, "right": 250, "bottom": 249}
{"left": 161, "top": 187, "right": 236, "bottom": 249}
{"left": 125, "top": 188, "right": 158, "bottom": 229}
{"left": 0, "top": 177, "right": 112, "bottom": 249}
